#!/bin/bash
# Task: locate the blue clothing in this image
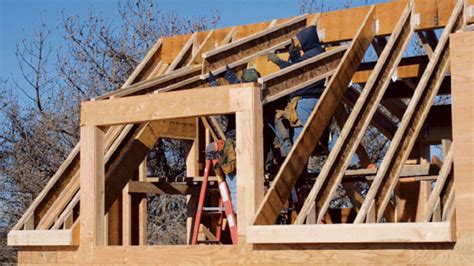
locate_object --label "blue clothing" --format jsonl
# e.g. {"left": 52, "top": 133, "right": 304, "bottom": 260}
{"left": 273, "top": 26, "right": 325, "bottom": 98}
{"left": 293, "top": 97, "right": 318, "bottom": 144}
{"left": 225, "top": 172, "right": 238, "bottom": 214}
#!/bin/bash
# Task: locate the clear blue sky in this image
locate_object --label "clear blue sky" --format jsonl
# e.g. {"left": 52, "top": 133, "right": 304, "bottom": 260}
{"left": 0, "top": 0, "right": 387, "bottom": 97}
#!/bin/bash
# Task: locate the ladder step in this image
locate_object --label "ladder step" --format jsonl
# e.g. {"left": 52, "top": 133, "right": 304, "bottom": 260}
{"left": 203, "top": 207, "right": 224, "bottom": 212}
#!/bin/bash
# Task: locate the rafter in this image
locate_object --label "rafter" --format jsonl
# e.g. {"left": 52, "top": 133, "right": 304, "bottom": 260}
{"left": 355, "top": 0, "right": 466, "bottom": 223}
{"left": 295, "top": 1, "right": 416, "bottom": 224}
{"left": 252, "top": 6, "right": 376, "bottom": 225}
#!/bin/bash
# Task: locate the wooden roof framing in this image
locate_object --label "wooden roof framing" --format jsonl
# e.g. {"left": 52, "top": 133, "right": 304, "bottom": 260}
{"left": 295, "top": 1, "right": 417, "bottom": 224}
{"left": 355, "top": 0, "right": 467, "bottom": 223}
{"left": 8, "top": 1, "right": 474, "bottom": 263}
{"left": 253, "top": 5, "right": 377, "bottom": 225}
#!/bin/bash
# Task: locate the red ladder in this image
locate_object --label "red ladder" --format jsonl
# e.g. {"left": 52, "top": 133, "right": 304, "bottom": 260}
{"left": 191, "top": 159, "right": 238, "bottom": 245}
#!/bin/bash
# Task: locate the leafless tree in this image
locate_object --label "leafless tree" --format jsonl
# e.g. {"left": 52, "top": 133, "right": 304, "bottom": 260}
{"left": 0, "top": 0, "right": 219, "bottom": 262}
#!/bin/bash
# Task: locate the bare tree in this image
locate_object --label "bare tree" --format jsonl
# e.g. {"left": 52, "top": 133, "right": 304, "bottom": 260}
{"left": 0, "top": 0, "right": 219, "bottom": 262}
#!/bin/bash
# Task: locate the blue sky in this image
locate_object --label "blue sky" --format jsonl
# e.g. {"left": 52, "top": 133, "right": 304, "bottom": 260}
{"left": 0, "top": 0, "right": 387, "bottom": 100}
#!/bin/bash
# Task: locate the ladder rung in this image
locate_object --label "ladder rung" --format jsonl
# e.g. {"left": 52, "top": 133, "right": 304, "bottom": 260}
{"left": 203, "top": 207, "right": 224, "bottom": 212}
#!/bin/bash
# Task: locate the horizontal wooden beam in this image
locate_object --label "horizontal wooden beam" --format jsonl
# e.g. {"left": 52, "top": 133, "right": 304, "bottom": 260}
{"left": 81, "top": 84, "right": 259, "bottom": 126}
{"left": 246, "top": 222, "right": 455, "bottom": 243}
{"left": 8, "top": 229, "right": 76, "bottom": 246}
{"left": 202, "top": 15, "right": 307, "bottom": 74}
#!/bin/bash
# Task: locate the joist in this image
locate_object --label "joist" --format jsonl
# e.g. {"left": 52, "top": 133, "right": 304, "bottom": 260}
{"left": 252, "top": 6, "right": 376, "bottom": 226}
{"left": 417, "top": 30, "right": 438, "bottom": 58}
{"left": 295, "top": 1, "right": 416, "bottom": 224}
{"left": 355, "top": 0, "right": 466, "bottom": 223}
{"left": 246, "top": 222, "right": 455, "bottom": 243}
{"left": 423, "top": 144, "right": 454, "bottom": 222}
{"left": 202, "top": 14, "right": 307, "bottom": 74}
{"left": 259, "top": 45, "right": 347, "bottom": 103}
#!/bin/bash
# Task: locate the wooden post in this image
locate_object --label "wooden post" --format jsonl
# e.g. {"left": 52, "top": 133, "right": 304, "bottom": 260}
{"left": 138, "top": 159, "right": 148, "bottom": 245}
{"left": 80, "top": 125, "right": 105, "bottom": 249}
{"left": 235, "top": 86, "right": 264, "bottom": 236}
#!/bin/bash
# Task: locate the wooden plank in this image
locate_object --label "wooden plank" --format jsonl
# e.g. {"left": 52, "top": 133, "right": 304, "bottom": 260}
{"left": 259, "top": 46, "right": 347, "bottom": 103}
{"left": 246, "top": 222, "right": 455, "bottom": 243}
{"left": 296, "top": 1, "right": 416, "bottom": 224}
{"left": 202, "top": 14, "right": 307, "bottom": 74}
{"left": 423, "top": 145, "right": 453, "bottom": 221}
{"left": 450, "top": 30, "right": 474, "bottom": 231}
{"left": 81, "top": 84, "right": 258, "bottom": 126}
{"left": 80, "top": 125, "right": 105, "bottom": 247}
{"left": 252, "top": 6, "right": 376, "bottom": 226}
{"left": 355, "top": 0, "right": 466, "bottom": 223}
{"left": 7, "top": 230, "right": 75, "bottom": 246}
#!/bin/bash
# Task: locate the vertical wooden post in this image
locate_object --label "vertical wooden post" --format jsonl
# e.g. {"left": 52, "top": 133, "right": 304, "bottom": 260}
{"left": 122, "top": 183, "right": 131, "bottom": 246}
{"left": 138, "top": 159, "right": 148, "bottom": 245}
{"left": 451, "top": 31, "right": 474, "bottom": 237}
{"left": 80, "top": 125, "right": 105, "bottom": 249}
{"left": 185, "top": 118, "right": 200, "bottom": 177}
{"left": 235, "top": 86, "right": 264, "bottom": 237}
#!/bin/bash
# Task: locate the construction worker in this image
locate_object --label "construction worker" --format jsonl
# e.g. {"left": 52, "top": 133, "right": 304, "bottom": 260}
{"left": 267, "top": 25, "right": 327, "bottom": 155}
{"left": 206, "top": 66, "right": 261, "bottom": 213}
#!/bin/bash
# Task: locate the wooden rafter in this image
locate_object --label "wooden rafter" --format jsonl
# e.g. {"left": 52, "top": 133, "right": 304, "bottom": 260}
{"left": 252, "top": 6, "right": 376, "bottom": 226}
{"left": 295, "top": 1, "right": 416, "bottom": 224}
{"left": 259, "top": 45, "right": 347, "bottom": 103}
{"left": 166, "top": 32, "right": 198, "bottom": 73}
{"left": 202, "top": 14, "right": 307, "bottom": 74}
{"left": 355, "top": 0, "right": 466, "bottom": 223}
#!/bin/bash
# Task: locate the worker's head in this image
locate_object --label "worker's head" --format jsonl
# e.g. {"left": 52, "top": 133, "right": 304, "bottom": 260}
{"left": 296, "top": 25, "right": 323, "bottom": 52}
{"left": 241, "top": 68, "right": 261, "bottom": 83}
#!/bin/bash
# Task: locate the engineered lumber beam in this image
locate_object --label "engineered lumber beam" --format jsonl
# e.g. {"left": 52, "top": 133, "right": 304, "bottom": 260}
{"left": 259, "top": 46, "right": 347, "bottom": 103}
{"left": 202, "top": 14, "right": 307, "bottom": 74}
{"left": 355, "top": 0, "right": 466, "bottom": 223}
{"left": 423, "top": 145, "right": 454, "bottom": 222}
{"left": 81, "top": 84, "right": 257, "bottom": 126}
{"left": 246, "top": 222, "right": 455, "bottom": 243}
{"left": 7, "top": 230, "right": 76, "bottom": 246}
{"left": 252, "top": 6, "right": 376, "bottom": 226}
{"left": 296, "top": 2, "right": 416, "bottom": 224}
